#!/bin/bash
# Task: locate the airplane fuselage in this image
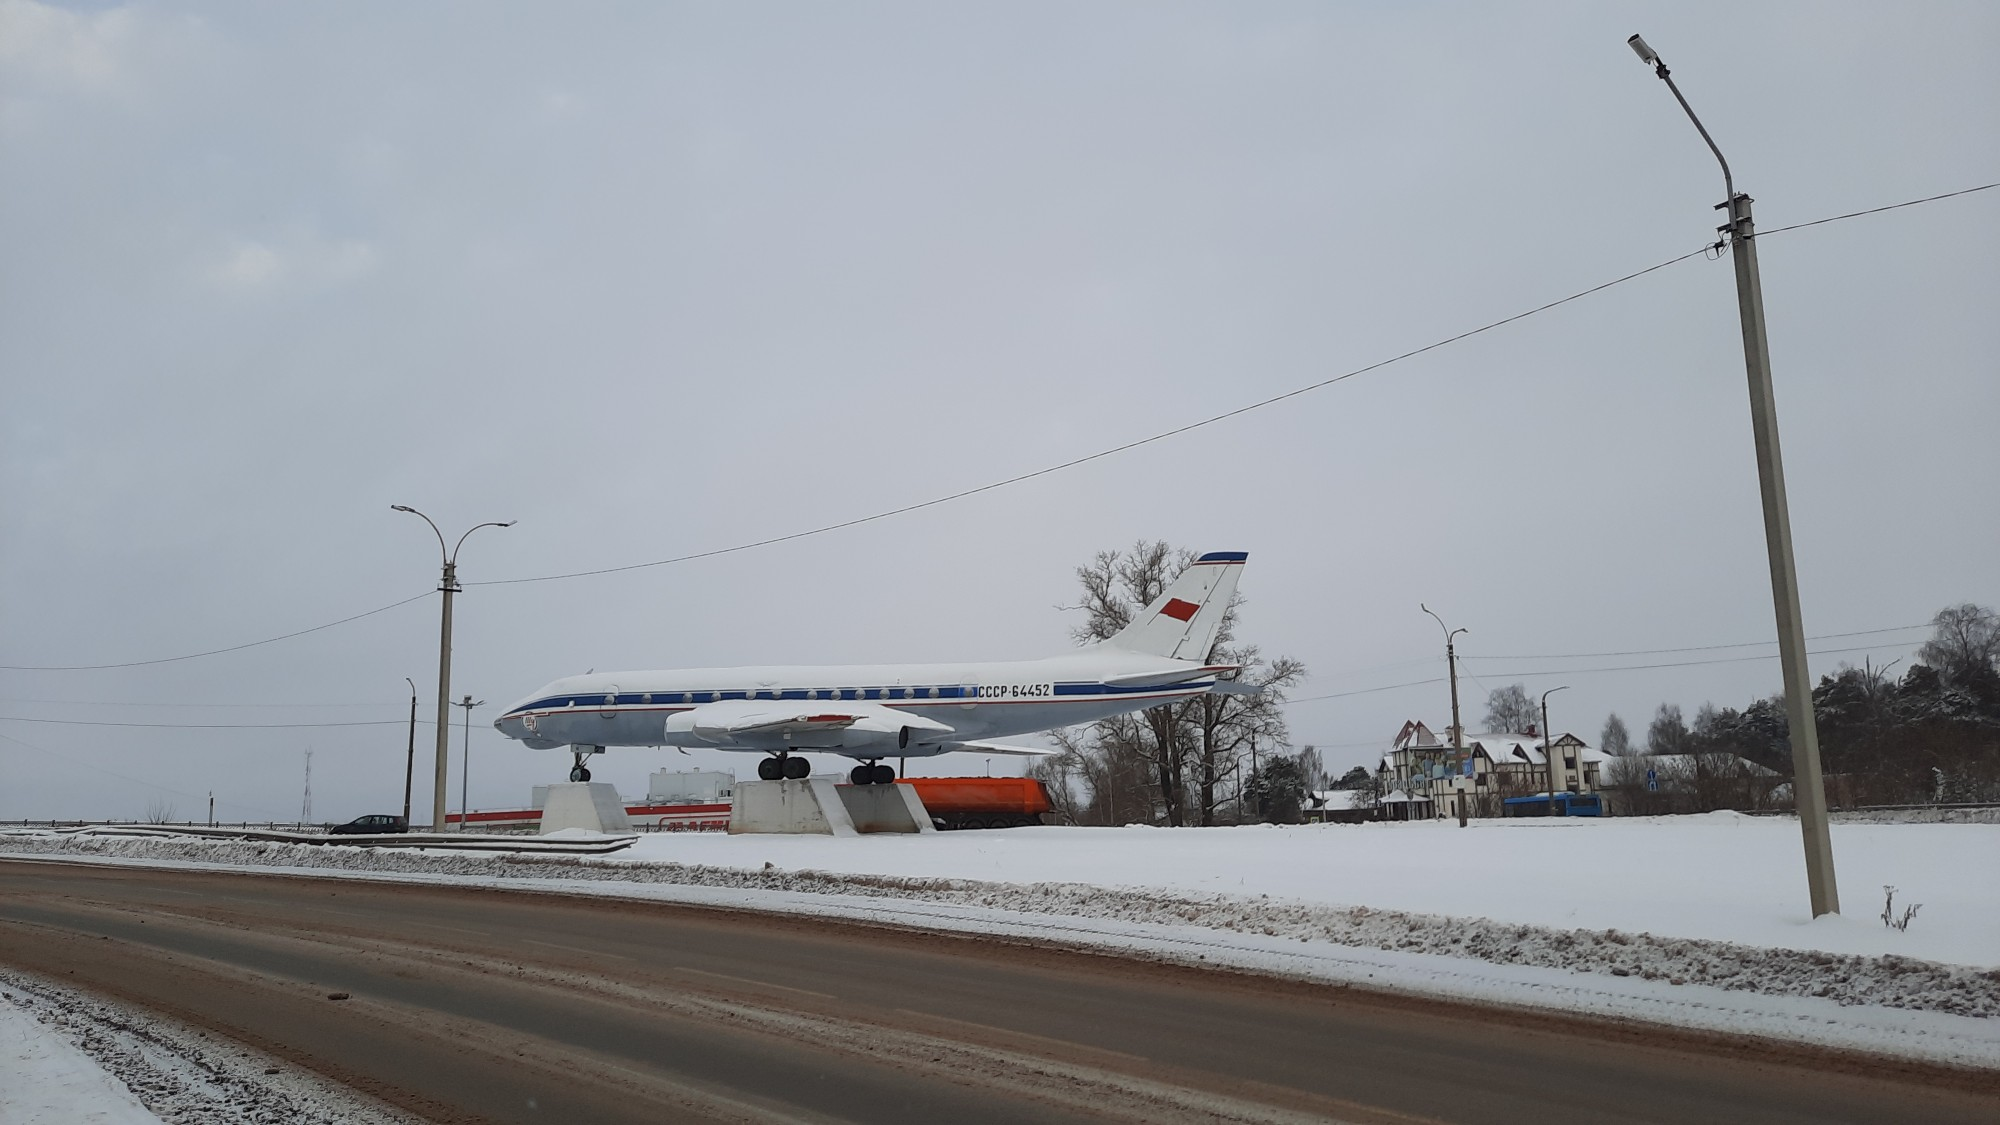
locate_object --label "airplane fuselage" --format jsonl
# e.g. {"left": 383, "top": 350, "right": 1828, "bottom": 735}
{"left": 495, "top": 648, "right": 1222, "bottom": 757}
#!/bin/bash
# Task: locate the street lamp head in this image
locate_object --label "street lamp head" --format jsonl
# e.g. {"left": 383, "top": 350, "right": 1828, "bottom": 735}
{"left": 391, "top": 504, "right": 415, "bottom": 513}
{"left": 1627, "top": 33, "right": 1658, "bottom": 65}
{"left": 498, "top": 520, "right": 517, "bottom": 528}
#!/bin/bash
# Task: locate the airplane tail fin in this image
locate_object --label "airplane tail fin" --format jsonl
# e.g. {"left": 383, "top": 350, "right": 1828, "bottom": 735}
{"left": 1098, "top": 552, "right": 1246, "bottom": 662}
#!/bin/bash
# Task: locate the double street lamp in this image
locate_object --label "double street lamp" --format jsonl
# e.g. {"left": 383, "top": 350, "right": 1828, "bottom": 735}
{"left": 394, "top": 506, "right": 514, "bottom": 832}
{"left": 1627, "top": 34, "right": 1839, "bottom": 915}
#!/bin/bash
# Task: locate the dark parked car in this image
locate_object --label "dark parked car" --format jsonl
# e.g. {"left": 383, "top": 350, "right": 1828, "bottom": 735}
{"left": 328, "top": 814, "right": 410, "bottom": 835}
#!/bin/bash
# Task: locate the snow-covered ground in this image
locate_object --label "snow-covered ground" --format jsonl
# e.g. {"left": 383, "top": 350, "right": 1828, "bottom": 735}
{"left": 0, "top": 969, "right": 416, "bottom": 1125}
{"left": 1, "top": 985, "right": 162, "bottom": 1125}
{"left": 599, "top": 813, "right": 2000, "bottom": 968}
{"left": 5, "top": 814, "right": 1997, "bottom": 1070}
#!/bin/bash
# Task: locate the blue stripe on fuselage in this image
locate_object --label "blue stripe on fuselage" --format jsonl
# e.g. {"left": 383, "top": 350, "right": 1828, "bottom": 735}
{"left": 503, "top": 680, "right": 1212, "bottom": 718}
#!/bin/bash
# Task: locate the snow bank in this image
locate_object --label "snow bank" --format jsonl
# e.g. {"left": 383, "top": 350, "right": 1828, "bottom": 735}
{"left": 1, "top": 986, "right": 162, "bottom": 1125}
{"left": 0, "top": 969, "right": 416, "bottom": 1125}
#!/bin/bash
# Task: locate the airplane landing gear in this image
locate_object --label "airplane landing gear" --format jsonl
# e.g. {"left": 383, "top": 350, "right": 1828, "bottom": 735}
{"left": 758, "top": 754, "right": 810, "bottom": 781}
{"left": 848, "top": 761, "right": 896, "bottom": 786}
{"left": 568, "top": 750, "right": 592, "bottom": 783}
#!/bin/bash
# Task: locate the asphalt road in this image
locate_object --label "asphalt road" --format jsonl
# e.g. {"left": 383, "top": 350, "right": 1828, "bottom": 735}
{"left": 0, "top": 859, "right": 1993, "bottom": 1124}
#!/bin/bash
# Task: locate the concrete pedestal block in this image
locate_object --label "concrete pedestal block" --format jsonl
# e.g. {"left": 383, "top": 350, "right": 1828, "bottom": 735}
{"left": 836, "top": 782, "right": 937, "bottom": 834}
{"left": 730, "top": 779, "right": 857, "bottom": 836}
{"left": 539, "top": 782, "right": 633, "bottom": 835}
{"left": 730, "top": 779, "right": 936, "bottom": 835}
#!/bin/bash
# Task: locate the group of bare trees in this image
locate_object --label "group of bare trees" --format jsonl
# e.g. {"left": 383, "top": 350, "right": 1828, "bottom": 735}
{"left": 1029, "top": 542, "right": 1309, "bottom": 826}
{"left": 1594, "top": 604, "right": 2000, "bottom": 811}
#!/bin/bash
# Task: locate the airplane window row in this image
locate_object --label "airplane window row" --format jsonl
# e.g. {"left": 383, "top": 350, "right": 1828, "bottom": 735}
{"left": 576, "top": 686, "right": 962, "bottom": 708}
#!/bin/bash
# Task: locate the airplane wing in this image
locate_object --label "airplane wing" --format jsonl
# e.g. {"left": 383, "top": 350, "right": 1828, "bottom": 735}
{"left": 936, "top": 739, "right": 1059, "bottom": 756}
{"left": 666, "top": 700, "right": 954, "bottom": 750}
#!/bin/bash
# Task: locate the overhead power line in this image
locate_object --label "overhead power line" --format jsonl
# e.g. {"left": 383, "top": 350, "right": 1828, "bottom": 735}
{"left": 471, "top": 180, "right": 1999, "bottom": 589}
{"left": 1285, "top": 638, "right": 1926, "bottom": 706}
{"left": 1461, "top": 621, "right": 1931, "bottom": 661}
{"left": 0, "top": 591, "right": 434, "bottom": 673}
{"left": 1755, "top": 181, "right": 1997, "bottom": 239}
{"left": 0, "top": 716, "right": 428, "bottom": 731}
{"left": 2, "top": 182, "right": 1990, "bottom": 671}
{"left": 470, "top": 249, "right": 1713, "bottom": 587}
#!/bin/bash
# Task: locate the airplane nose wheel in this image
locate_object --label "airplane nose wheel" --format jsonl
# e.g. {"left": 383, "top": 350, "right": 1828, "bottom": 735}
{"left": 568, "top": 752, "right": 592, "bottom": 783}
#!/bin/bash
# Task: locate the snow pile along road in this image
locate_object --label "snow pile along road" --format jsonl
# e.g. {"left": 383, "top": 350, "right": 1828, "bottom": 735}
{"left": 5, "top": 827, "right": 1997, "bottom": 1022}
{"left": 0, "top": 968, "right": 416, "bottom": 1125}
{"left": 1, "top": 982, "right": 161, "bottom": 1125}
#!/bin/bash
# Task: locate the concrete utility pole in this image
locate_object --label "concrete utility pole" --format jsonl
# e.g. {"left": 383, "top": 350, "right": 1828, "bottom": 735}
{"left": 1541, "top": 686, "right": 1570, "bottom": 812}
{"left": 394, "top": 506, "right": 515, "bottom": 833}
{"left": 1628, "top": 34, "right": 1839, "bottom": 915}
{"left": 456, "top": 696, "right": 484, "bottom": 832}
{"left": 402, "top": 677, "right": 418, "bottom": 826}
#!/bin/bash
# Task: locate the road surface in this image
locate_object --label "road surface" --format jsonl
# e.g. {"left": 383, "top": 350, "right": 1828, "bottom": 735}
{"left": 0, "top": 859, "right": 1993, "bottom": 1124}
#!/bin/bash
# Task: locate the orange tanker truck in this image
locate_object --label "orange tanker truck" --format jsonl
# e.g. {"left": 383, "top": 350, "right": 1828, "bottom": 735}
{"left": 896, "top": 777, "right": 1053, "bottom": 830}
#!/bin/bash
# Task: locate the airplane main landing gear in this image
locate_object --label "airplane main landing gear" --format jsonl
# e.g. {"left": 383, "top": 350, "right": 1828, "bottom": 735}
{"left": 758, "top": 754, "right": 811, "bottom": 781}
{"left": 848, "top": 761, "right": 896, "bottom": 786}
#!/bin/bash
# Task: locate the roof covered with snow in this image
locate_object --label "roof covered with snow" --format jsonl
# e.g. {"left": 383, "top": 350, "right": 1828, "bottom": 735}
{"left": 1463, "top": 732, "right": 1606, "bottom": 767}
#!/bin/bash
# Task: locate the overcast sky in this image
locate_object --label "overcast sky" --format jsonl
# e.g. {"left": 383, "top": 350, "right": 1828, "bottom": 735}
{"left": 3, "top": 1, "right": 1995, "bottom": 822}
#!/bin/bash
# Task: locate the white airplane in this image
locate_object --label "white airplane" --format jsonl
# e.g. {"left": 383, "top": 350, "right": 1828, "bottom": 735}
{"left": 494, "top": 552, "right": 1255, "bottom": 785}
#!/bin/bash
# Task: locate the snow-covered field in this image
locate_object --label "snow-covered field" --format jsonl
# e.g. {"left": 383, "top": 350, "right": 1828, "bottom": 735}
{"left": 602, "top": 813, "right": 2000, "bottom": 968}
{"left": 5, "top": 814, "right": 1997, "bottom": 1070}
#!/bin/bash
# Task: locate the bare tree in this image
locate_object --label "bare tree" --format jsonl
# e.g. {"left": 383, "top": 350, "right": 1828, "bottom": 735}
{"left": 1026, "top": 748, "right": 1088, "bottom": 826}
{"left": 1646, "top": 703, "right": 1690, "bottom": 756}
{"left": 1483, "top": 684, "right": 1538, "bottom": 734}
{"left": 1917, "top": 603, "right": 2000, "bottom": 692}
{"left": 1600, "top": 713, "right": 1632, "bottom": 756}
{"left": 143, "top": 798, "right": 177, "bottom": 824}
{"left": 1061, "top": 541, "right": 1306, "bottom": 827}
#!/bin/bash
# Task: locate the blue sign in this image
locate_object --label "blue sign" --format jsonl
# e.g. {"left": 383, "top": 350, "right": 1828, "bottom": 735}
{"left": 1462, "top": 759, "right": 1475, "bottom": 778}
{"left": 1646, "top": 767, "right": 1658, "bottom": 792}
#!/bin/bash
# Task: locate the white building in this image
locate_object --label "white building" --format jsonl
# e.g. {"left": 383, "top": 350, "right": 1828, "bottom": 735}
{"left": 1378, "top": 720, "right": 1608, "bottom": 819}
{"left": 646, "top": 769, "right": 734, "bottom": 805}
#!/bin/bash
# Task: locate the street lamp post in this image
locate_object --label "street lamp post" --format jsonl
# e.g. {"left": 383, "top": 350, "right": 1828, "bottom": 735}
{"left": 456, "top": 696, "right": 484, "bottom": 832}
{"left": 1421, "top": 605, "right": 1469, "bottom": 821}
{"left": 402, "top": 677, "right": 418, "bottom": 826}
{"left": 1627, "top": 34, "right": 1839, "bottom": 916}
{"left": 394, "top": 506, "right": 514, "bottom": 833}
{"left": 1540, "top": 686, "right": 1570, "bottom": 813}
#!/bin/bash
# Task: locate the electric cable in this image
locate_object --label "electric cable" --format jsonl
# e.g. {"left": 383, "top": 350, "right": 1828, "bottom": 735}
{"left": 1461, "top": 621, "right": 1931, "bottom": 661}
{"left": 4, "top": 181, "right": 1992, "bottom": 669}
{"left": 0, "top": 591, "right": 434, "bottom": 672}
{"left": 1283, "top": 639, "right": 1927, "bottom": 706}
{"left": 470, "top": 248, "right": 1713, "bottom": 586}
{"left": 470, "top": 180, "right": 2000, "bottom": 589}
{"left": 0, "top": 716, "right": 429, "bottom": 730}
